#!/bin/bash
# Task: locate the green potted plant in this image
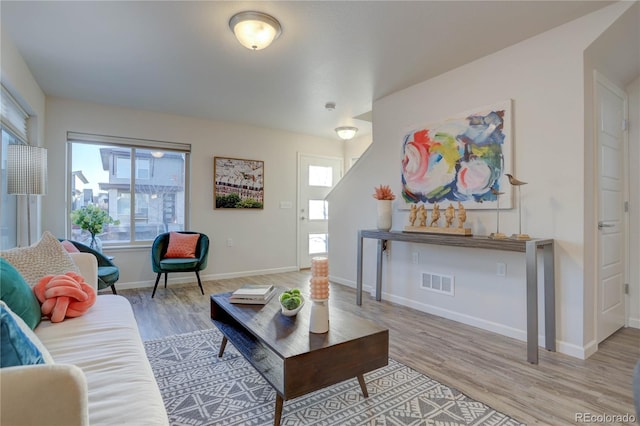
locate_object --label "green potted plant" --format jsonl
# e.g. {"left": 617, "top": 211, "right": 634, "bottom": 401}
{"left": 70, "top": 204, "right": 120, "bottom": 252}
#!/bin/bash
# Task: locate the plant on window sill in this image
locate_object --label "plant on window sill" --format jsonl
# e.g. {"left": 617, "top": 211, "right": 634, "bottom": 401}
{"left": 70, "top": 204, "right": 120, "bottom": 251}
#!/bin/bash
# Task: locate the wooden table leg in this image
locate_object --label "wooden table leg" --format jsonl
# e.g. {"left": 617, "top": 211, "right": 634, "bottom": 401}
{"left": 274, "top": 394, "right": 284, "bottom": 426}
{"left": 218, "top": 336, "right": 227, "bottom": 357}
{"left": 357, "top": 374, "right": 369, "bottom": 398}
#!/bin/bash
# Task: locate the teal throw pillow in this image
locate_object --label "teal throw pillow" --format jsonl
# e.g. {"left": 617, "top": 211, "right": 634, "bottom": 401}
{"left": 0, "top": 304, "right": 45, "bottom": 367}
{"left": 0, "top": 258, "right": 41, "bottom": 329}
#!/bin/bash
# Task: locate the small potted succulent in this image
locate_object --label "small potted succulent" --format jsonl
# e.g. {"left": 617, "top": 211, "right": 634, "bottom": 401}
{"left": 279, "top": 288, "right": 305, "bottom": 316}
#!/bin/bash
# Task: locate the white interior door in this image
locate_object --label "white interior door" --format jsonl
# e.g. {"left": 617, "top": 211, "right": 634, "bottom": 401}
{"left": 595, "top": 72, "right": 628, "bottom": 343}
{"left": 298, "top": 154, "right": 343, "bottom": 269}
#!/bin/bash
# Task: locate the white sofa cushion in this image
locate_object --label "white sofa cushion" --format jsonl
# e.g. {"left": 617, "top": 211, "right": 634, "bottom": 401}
{"left": 69, "top": 252, "right": 98, "bottom": 290}
{"left": 36, "top": 295, "right": 168, "bottom": 425}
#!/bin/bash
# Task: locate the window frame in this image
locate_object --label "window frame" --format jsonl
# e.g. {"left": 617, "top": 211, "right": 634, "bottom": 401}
{"left": 66, "top": 132, "right": 191, "bottom": 247}
{"left": 0, "top": 128, "right": 27, "bottom": 249}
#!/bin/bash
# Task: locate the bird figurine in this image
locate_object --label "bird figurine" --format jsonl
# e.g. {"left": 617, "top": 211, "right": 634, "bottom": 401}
{"left": 505, "top": 174, "right": 530, "bottom": 240}
{"left": 506, "top": 174, "right": 527, "bottom": 186}
{"left": 489, "top": 187, "right": 507, "bottom": 239}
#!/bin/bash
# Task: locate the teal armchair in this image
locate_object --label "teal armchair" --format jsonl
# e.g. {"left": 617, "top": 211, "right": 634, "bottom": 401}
{"left": 60, "top": 239, "right": 120, "bottom": 294}
{"left": 151, "top": 232, "right": 209, "bottom": 298}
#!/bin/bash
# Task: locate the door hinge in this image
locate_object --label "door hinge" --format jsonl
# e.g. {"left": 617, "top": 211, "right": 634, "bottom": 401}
{"left": 625, "top": 201, "right": 629, "bottom": 213}
{"left": 625, "top": 283, "right": 629, "bottom": 294}
{"left": 622, "top": 119, "right": 629, "bottom": 131}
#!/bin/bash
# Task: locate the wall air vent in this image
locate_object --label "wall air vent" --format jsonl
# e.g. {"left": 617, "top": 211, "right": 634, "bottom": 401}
{"left": 421, "top": 272, "right": 455, "bottom": 296}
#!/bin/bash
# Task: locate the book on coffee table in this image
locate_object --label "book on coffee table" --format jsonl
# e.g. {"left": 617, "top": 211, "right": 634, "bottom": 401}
{"left": 230, "top": 284, "right": 275, "bottom": 304}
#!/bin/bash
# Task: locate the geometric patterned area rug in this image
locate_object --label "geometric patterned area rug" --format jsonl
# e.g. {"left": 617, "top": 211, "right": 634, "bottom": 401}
{"left": 144, "top": 329, "right": 524, "bottom": 426}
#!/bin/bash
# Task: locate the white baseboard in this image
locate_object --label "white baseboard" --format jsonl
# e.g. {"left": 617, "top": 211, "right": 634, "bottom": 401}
{"left": 385, "top": 292, "right": 530, "bottom": 342}
{"left": 328, "top": 275, "right": 355, "bottom": 288}
{"left": 329, "top": 275, "right": 375, "bottom": 298}
{"left": 112, "top": 266, "right": 299, "bottom": 290}
{"left": 578, "top": 339, "right": 598, "bottom": 360}
{"left": 628, "top": 316, "right": 640, "bottom": 329}
{"left": 328, "top": 275, "right": 593, "bottom": 360}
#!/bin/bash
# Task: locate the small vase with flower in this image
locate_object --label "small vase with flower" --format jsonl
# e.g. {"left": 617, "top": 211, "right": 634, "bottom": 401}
{"left": 372, "top": 185, "right": 395, "bottom": 231}
{"left": 70, "top": 204, "right": 120, "bottom": 253}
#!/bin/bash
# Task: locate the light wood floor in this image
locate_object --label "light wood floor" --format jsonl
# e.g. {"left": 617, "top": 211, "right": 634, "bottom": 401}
{"left": 115, "top": 271, "right": 640, "bottom": 425}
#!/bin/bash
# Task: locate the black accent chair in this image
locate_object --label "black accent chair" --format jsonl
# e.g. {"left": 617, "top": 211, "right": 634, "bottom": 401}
{"left": 150, "top": 232, "right": 209, "bottom": 298}
{"left": 60, "top": 239, "right": 120, "bottom": 294}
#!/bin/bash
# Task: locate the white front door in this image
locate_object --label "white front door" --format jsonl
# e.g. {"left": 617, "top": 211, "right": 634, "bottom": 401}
{"left": 298, "top": 154, "right": 343, "bottom": 269}
{"left": 595, "top": 72, "right": 628, "bottom": 343}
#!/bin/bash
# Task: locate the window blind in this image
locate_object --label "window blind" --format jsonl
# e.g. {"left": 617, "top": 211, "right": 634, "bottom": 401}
{"left": 67, "top": 132, "right": 191, "bottom": 153}
{"left": 1, "top": 85, "right": 29, "bottom": 142}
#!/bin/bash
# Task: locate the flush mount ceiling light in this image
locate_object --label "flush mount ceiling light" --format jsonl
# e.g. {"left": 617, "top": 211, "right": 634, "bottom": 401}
{"left": 229, "top": 11, "right": 282, "bottom": 51}
{"left": 335, "top": 126, "right": 358, "bottom": 141}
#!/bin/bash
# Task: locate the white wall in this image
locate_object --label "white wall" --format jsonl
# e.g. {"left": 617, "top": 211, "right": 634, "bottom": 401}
{"left": 343, "top": 134, "right": 372, "bottom": 172}
{"left": 43, "top": 97, "right": 343, "bottom": 287}
{"left": 328, "top": 1, "right": 636, "bottom": 359}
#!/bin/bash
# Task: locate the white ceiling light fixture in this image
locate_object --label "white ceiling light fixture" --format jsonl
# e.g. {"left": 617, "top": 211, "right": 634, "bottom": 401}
{"left": 229, "top": 11, "right": 282, "bottom": 51}
{"left": 335, "top": 126, "right": 358, "bottom": 141}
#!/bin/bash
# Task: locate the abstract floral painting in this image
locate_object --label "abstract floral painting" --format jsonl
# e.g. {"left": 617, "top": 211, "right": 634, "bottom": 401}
{"left": 401, "top": 100, "right": 513, "bottom": 209}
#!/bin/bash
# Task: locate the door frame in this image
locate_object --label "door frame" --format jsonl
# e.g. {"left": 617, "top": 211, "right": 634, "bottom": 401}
{"left": 296, "top": 152, "right": 344, "bottom": 269}
{"left": 593, "top": 70, "right": 630, "bottom": 342}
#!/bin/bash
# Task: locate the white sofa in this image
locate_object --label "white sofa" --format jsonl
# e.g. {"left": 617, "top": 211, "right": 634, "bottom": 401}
{"left": 0, "top": 253, "right": 168, "bottom": 426}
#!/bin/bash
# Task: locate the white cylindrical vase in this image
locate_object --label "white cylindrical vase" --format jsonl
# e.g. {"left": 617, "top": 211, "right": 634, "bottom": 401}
{"left": 376, "top": 200, "right": 392, "bottom": 231}
{"left": 309, "top": 299, "right": 329, "bottom": 334}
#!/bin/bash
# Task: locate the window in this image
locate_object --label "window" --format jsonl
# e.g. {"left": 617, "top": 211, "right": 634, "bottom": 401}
{"left": 308, "top": 165, "right": 333, "bottom": 187}
{"left": 308, "top": 233, "right": 328, "bottom": 254}
{"left": 68, "top": 132, "right": 191, "bottom": 245}
{"left": 137, "top": 158, "right": 150, "bottom": 180}
{"left": 308, "top": 200, "right": 328, "bottom": 220}
{"left": 1, "top": 130, "right": 22, "bottom": 249}
{"left": 1, "top": 85, "right": 29, "bottom": 249}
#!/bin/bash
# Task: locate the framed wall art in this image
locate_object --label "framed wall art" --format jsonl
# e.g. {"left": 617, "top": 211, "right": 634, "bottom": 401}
{"left": 214, "top": 156, "right": 264, "bottom": 209}
{"left": 401, "top": 99, "right": 513, "bottom": 209}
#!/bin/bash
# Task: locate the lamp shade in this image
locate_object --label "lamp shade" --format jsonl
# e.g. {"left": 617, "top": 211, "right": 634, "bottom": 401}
{"left": 229, "top": 11, "right": 282, "bottom": 51}
{"left": 7, "top": 144, "right": 47, "bottom": 195}
{"left": 335, "top": 126, "right": 358, "bottom": 141}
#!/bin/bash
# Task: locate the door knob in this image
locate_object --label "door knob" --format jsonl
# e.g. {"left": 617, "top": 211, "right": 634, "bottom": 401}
{"left": 598, "top": 221, "right": 614, "bottom": 229}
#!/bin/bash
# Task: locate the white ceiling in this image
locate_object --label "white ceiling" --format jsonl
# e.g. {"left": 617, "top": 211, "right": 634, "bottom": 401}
{"left": 1, "top": 1, "right": 612, "bottom": 140}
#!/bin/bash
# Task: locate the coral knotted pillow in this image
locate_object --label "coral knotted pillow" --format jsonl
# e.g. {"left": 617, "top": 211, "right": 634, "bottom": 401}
{"left": 164, "top": 232, "right": 199, "bottom": 258}
{"left": 33, "top": 272, "right": 96, "bottom": 323}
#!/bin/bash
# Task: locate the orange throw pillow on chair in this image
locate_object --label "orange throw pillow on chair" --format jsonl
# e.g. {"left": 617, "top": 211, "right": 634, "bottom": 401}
{"left": 164, "top": 232, "right": 199, "bottom": 258}
{"left": 33, "top": 272, "right": 96, "bottom": 323}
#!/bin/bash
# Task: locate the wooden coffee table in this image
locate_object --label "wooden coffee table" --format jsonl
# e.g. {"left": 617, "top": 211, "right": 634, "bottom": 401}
{"left": 210, "top": 289, "right": 389, "bottom": 426}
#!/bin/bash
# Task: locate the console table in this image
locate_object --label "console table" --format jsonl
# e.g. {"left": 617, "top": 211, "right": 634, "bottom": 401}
{"left": 355, "top": 229, "right": 555, "bottom": 364}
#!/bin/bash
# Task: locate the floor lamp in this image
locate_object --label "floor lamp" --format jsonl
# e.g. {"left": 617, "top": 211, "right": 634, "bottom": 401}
{"left": 7, "top": 144, "right": 48, "bottom": 246}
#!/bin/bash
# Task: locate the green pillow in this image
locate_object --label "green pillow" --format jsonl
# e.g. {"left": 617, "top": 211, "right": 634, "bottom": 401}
{"left": 0, "top": 258, "right": 41, "bottom": 329}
